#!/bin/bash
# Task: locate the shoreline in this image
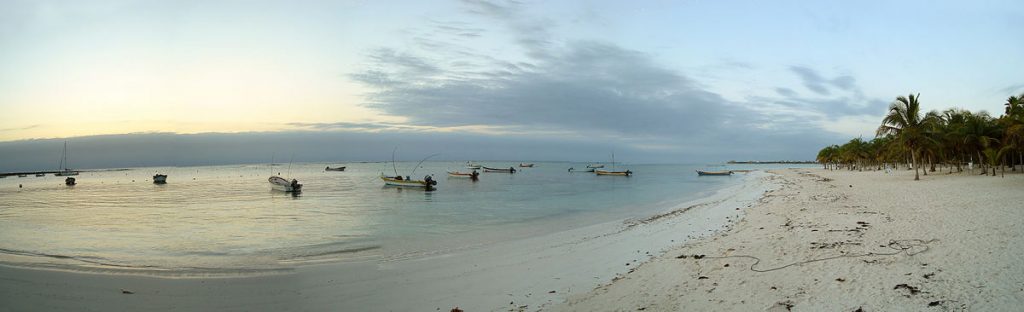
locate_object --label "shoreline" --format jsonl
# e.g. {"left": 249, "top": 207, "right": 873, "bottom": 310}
{"left": 0, "top": 170, "right": 777, "bottom": 311}
{"left": 556, "top": 168, "right": 1024, "bottom": 311}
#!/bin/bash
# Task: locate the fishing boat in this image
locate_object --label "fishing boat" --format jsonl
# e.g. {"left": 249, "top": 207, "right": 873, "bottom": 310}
{"left": 35, "top": 173, "right": 45, "bottom": 177}
{"left": 595, "top": 153, "right": 632, "bottom": 177}
{"left": 382, "top": 148, "right": 439, "bottom": 190}
{"left": 447, "top": 170, "right": 480, "bottom": 181}
{"left": 54, "top": 141, "right": 79, "bottom": 176}
{"left": 568, "top": 167, "right": 595, "bottom": 173}
{"left": 381, "top": 175, "right": 437, "bottom": 189}
{"left": 586, "top": 164, "right": 604, "bottom": 169}
{"left": 519, "top": 163, "right": 534, "bottom": 168}
{"left": 17, "top": 174, "right": 27, "bottom": 177}
{"left": 696, "top": 170, "right": 733, "bottom": 176}
{"left": 153, "top": 174, "right": 168, "bottom": 184}
{"left": 325, "top": 166, "right": 346, "bottom": 171}
{"left": 269, "top": 176, "right": 302, "bottom": 192}
{"left": 482, "top": 166, "right": 516, "bottom": 173}
{"left": 465, "top": 162, "right": 482, "bottom": 170}
{"left": 65, "top": 177, "right": 76, "bottom": 186}
{"left": 595, "top": 169, "right": 632, "bottom": 176}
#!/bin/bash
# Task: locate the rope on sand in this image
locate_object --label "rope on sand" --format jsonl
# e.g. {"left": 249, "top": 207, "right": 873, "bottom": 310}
{"left": 678, "top": 239, "right": 938, "bottom": 273}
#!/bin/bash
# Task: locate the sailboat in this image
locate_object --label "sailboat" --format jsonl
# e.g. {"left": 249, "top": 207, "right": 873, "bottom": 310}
{"left": 54, "top": 141, "right": 79, "bottom": 176}
{"left": 595, "top": 152, "right": 632, "bottom": 176}
{"left": 381, "top": 149, "right": 438, "bottom": 190}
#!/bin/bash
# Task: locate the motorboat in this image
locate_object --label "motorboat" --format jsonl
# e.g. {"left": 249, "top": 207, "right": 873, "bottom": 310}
{"left": 482, "top": 166, "right": 516, "bottom": 173}
{"left": 381, "top": 175, "right": 437, "bottom": 190}
{"left": 697, "top": 170, "right": 733, "bottom": 176}
{"left": 269, "top": 176, "right": 302, "bottom": 192}
{"left": 447, "top": 170, "right": 480, "bottom": 181}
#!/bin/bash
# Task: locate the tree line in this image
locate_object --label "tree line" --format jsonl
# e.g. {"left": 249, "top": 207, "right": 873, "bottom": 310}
{"left": 816, "top": 93, "right": 1024, "bottom": 180}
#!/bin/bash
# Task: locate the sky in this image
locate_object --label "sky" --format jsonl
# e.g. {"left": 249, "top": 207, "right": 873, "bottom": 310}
{"left": 1, "top": 0, "right": 1022, "bottom": 169}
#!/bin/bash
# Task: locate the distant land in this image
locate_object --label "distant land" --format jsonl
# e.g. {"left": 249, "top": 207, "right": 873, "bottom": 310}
{"left": 727, "top": 160, "right": 816, "bottom": 164}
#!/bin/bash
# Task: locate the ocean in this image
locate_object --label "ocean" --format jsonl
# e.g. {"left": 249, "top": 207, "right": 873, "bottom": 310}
{"left": 0, "top": 162, "right": 810, "bottom": 275}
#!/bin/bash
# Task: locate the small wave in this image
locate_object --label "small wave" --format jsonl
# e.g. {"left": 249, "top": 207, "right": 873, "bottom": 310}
{"left": 0, "top": 247, "right": 158, "bottom": 269}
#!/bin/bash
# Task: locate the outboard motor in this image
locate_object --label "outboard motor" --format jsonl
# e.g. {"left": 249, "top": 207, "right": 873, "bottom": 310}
{"left": 509, "top": 167, "right": 516, "bottom": 174}
{"left": 424, "top": 175, "right": 437, "bottom": 191}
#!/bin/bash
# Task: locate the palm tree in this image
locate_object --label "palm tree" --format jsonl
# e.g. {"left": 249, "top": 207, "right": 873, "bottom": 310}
{"left": 876, "top": 93, "right": 939, "bottom": 180}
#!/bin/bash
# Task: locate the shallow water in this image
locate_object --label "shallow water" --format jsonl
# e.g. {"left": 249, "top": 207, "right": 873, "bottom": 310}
{"left": 0, "top": 162, "right": 811, "bottom": 275}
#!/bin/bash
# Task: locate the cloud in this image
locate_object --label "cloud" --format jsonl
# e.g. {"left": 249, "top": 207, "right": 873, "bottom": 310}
{"left": 343, "top": 0, "right": 874, "bottom": 160}
{"left": 1000, "top": 83, "right": 1024, "bottom": 95}
{"left": 0, "top": 124, "right": 40, "bottom": 132}
{"left": 789, "top": 66, "right": 859, "bottom": 96}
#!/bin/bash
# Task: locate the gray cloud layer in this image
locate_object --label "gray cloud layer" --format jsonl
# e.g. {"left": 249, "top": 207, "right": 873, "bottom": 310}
{"left": 342, "top": 1, "right": 889, "bottom": 162}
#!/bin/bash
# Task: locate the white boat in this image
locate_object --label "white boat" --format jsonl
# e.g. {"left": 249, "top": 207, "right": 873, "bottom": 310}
{"left": 269, "top": 176, "right": 302, "bottom": 192}
{"left": 35, "top": 173, "right": 45, "bottom": 177}
{"left": 465, "top": 161, "right": 482, "bottom": 170}
{"left": 586, "top": 164, "right": 605, "bottom": 169}
{"left": 54, "top": 141, "right": 79, "bottom": 176}
{"left": 153, "top": 174, "right": 168, "bottom": 184}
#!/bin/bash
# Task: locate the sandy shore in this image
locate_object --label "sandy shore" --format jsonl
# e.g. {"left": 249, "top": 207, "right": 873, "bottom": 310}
{"left": 6, "top": 168, "right": 1021, "bottom": 311}
{"left": 557, "top": 168, "right": 1024, "bottom": 311}
{"left": 0, "top": 172, "right": 772, "bottom": 311}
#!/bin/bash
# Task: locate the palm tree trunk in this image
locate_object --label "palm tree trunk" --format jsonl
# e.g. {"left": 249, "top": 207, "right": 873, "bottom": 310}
{"left": 912, "top": 151, "right": 920, "bottom": 181}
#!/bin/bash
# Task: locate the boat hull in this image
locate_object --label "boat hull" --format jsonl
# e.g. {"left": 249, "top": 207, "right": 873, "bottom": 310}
{"left": 482, "top": 166, "right": 516, "bottom": 173}
{"left": 269, "top": 176, "right": 302, "bottom": 192}
{"left": 325, "top": 166, "right": 346, "bottom": 171}
{"left": 519, "top": 164, "right": 534, "bottom": 168}
{"left": 381, "top": 176, "right": 435, "bottom": 188}
{"left": 696, "top": 170, "right": 733, "bottom": 176}
{"left": 595, "top": 170, "right": 632, "bottom": 176}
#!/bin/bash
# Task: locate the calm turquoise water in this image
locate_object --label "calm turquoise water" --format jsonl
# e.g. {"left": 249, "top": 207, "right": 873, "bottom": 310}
{"left": 0, "top": 162, "right": 811, "bottom": 275}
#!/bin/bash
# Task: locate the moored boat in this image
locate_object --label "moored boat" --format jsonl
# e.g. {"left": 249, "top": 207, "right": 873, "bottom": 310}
{"left": 381, "top": 175, "right": 437, "bottom": 190}
{"left": 696, "top": 170, "right": 733, "bottom": 176}
{"left": 465, "top": 162, "right": 482, "bottom": 170}
{"left": 447, "top": 170, "right": 480, "bottom": 181}
{"left": 153, "top": 174, "right": 168, "bottom": 184}
{"left": 65, "top": 177, "right": 76, "bottom": 186}
{"left": 595, "top": 153, "right": 631, "bottom": 177}
{"left": 568, "top": 167, "right": 595, "bottom": 172}
{"left": 325, "top": 166, "right": 346, "bottom": 171}
{"left": 586, "top": 164, "right": 604, "bottom": 169}
{"left": 269, "top": 176, "right": 302, "bottom": 192}
{"left": 17, "top": 174, "right": 27, "bottom": 177}
{"left": 35, "top": 173, "right": 45, "bottom": 177}
{"left": 595, "top": 169, "right": 632, "bottom": 176}
{"left": 519, "top": 163, "right": 534, "bottom": 168}
{"left": 482, "top": 166, "right": 516, "bottom": 173}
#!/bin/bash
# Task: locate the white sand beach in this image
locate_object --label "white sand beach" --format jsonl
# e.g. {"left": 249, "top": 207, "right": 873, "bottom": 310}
{"left": 558, "top": 168, "right": 1024, "bottom": 311}
{"left": 3, "top": 168, "right": 1023, "bottom": 311}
